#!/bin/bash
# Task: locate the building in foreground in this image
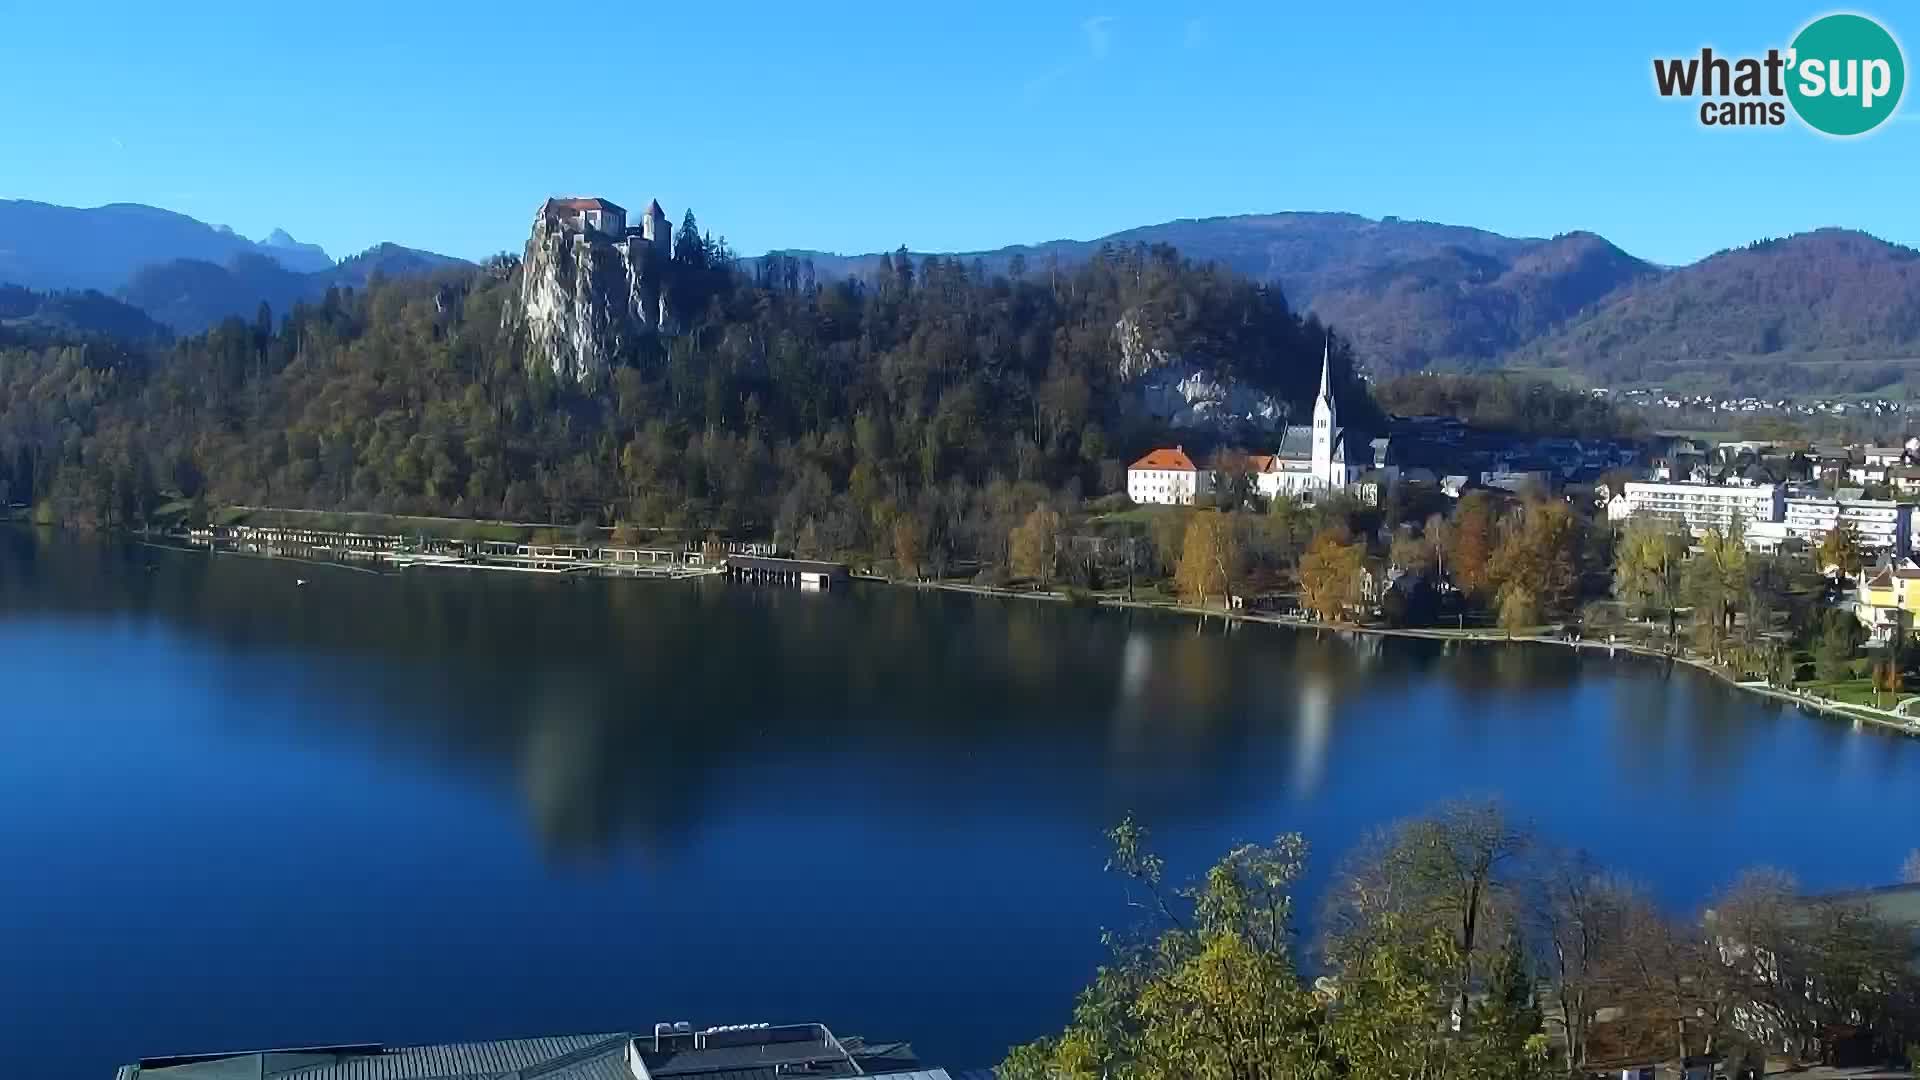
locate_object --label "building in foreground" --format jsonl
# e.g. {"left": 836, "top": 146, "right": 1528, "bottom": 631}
{"left": 1855, "top": 559, "right": 1920, "bottom": 643}
{"left": 112, "top": 1021, "right": 974, "bottom": 1080}
{"left": 1615, "top": 480, "right": 1783, "bottom": 535}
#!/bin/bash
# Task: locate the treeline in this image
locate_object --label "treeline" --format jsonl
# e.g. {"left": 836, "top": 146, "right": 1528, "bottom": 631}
{"left": 0, "top": 235, "right": 1364, "bottom": 564}
{"left": 1372, "top": 372, "right": 1646, "bottom": 438}
{"left": 1005, "top": 804, "right": 1920, "bottom": 1079}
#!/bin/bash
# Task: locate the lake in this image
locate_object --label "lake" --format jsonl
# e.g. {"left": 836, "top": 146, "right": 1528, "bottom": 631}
{"left": 3, "top": 528, "right": 1917, "bottom": 1079}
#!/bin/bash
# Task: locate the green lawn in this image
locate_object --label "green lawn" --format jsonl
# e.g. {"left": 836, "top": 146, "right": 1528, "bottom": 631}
{"left": 1798, "top": 678, "right": 1913, "bottom": 710}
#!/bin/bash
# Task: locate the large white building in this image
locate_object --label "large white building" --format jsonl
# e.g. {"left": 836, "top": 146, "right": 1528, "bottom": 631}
{"left": 1746, "top": 496, "right": 1912, "bottom": 557}
{"left": 1617, "top": 480, "right": 1783, "bottom": 535}
{"left": 1127, "top": 446, "right": 1213, "bottom": 506}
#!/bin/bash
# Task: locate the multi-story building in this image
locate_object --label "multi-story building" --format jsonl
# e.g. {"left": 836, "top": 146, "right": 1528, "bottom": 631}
{"left": 1618, "top": 481, "right": 1783, "bottom": 535}
{"left": 1127, "top": 446, "right": 1213, "bottom": 506}
{"left": 1783, "top": 496, "right": 1911, "bottom": 557}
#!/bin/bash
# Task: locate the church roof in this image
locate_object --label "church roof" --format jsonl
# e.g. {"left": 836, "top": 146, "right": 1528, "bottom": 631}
{"left": 1130, "top": 447, "right": 1198, "bottom": 472}
{"left": 646, "top": 198, "right": 666, "bottom": 217}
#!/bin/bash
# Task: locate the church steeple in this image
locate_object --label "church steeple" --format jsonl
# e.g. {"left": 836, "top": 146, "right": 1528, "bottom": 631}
{"left": 1312, "top": 336, "right": 1339, "bottom": 487}
{"left": 1315, "top": 337, "right": 1334, "bottom": 409}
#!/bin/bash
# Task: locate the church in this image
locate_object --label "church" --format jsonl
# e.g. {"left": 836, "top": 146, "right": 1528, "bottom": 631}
{"left": 1251, "top": 342, "right": 1370, "bottom": 500}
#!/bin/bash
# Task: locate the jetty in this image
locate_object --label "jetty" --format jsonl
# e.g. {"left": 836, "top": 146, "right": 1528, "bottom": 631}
{"left": 169, "top": 525, "right": 850, "bottom": 584}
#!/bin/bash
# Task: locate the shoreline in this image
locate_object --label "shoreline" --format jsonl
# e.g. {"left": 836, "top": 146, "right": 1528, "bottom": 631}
{"left": 22, "top": 522, "right": 1920, "bottom": 739}
{"left": 891, "top": 578, "right": 1920, "bottom": 739}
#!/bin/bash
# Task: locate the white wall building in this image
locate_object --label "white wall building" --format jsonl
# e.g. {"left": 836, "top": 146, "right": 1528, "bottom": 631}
{"left": 1127, "top": 446, "right": 1213, "bottom": 506}
{"left": 1782, "top": 496, "right": 1911, "bottom": 557}
{"left": 1620, "top": 480, "right": 1783, "bottom": 535}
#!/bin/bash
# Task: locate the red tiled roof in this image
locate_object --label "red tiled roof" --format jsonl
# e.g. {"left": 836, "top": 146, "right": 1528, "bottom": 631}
{"left": 548, "top": 197, "right": 626, "bottom": 215}
{"left": 1129, "top": 447, "right": 1198, "bottom": 471}
{"left": 1247, "top": 454, "right": 1276, "bottom": 472}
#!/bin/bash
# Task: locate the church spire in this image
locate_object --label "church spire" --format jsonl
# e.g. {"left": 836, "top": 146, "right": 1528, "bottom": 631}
{"left": 1317, "top": 336, "right": 1333, "bottom": 404}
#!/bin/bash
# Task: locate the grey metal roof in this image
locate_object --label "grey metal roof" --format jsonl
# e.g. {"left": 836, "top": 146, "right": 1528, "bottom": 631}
{"left": 123, "top": 1034, "right": 629, "bottom": 1080}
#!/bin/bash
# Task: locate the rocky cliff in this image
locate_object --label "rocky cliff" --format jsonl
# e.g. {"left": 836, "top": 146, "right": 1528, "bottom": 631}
{"left": 508, "top": 204, "right": 673, "bottom": 382}
{"left": 1115, "top": 310, "right": 1286, "bottom": 434}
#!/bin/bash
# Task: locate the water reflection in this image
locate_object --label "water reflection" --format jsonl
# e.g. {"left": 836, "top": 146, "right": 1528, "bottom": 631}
{"left": 7, "top": 526, "right": 1920, "bottom": 1080}
{"left": 3, "top": 526, "right": 1910, "bottom": 869}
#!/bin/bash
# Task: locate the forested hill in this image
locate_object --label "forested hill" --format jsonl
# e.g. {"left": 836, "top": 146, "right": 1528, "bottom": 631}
{"left": 0, "top": 242, "right": 1363, "bottom": 564}
{"left": 771, "top": 215, "right": 1920, "bottom": 391}
{"left": 766, "top": 213, "right": 1657, "bottom": 371}
{"left": 1511, "top": 229, "right": 1920, "bottom": 394}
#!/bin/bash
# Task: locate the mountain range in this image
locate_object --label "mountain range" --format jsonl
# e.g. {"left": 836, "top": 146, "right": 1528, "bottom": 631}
{"left": 0, "top": 199, "right": 466, "bottom": 334}
{"left": 771, "top": 214, "right": 1920, "bottom": 393}
{"left": 5, "top": 198, "right": 1919, "bottom": 394}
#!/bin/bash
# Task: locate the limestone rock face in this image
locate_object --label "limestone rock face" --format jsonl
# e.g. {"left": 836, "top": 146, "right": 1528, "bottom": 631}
{"left": 507, "top": 204, "right": 673, "bottom": 382}
{"left": 1115, "top": 311, "right": 1285, "bottom": 434}
{"left": 1137, "top": 363, "right": 1286, "bottom": 433}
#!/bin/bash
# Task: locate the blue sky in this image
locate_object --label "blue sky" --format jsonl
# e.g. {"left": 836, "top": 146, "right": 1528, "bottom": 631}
{"left": 0, "top": 0, "right": 1913, "bottom": 266}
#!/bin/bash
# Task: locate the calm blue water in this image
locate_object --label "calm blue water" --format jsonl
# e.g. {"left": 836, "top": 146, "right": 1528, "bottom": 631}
{"left": 2, "top": 528, "right": 1917, "bottom": 1079}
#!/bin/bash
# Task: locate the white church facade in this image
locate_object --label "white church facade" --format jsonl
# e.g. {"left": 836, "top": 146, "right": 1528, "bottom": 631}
{"left": 1251, "top": 343, "right": 1368, "bottom": 499}
{"left": 1128, "top": 344, "right": 1376, "bottom": 508}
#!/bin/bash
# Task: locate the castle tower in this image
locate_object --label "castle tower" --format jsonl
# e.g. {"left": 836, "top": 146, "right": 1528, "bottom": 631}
{"left": 641, "top": 199, "right": 671, "bottom": 260}
{"left": 1312, "top": 338, "right": 1339, "bottom": 487}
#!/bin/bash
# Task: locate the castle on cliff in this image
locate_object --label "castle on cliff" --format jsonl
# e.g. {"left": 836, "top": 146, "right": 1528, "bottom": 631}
{"left": 510, "top": 194, "right": 682, "bottom": 382}
{"left": 540, "top": 196, "right": 672, "bottom": 260}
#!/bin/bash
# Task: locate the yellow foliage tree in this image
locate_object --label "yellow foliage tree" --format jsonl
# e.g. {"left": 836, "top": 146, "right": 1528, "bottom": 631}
{"left": 1175, "top": 512, "right": 1241, "bottom": 607}
{"left": 1299, "top": 527, "right": 1366, "bottom": 622}
{"left": 1010, "top": 504, "right": 1062, "bottom": 584}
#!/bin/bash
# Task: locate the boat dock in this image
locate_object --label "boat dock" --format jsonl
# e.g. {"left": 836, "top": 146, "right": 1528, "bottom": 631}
{"left": 173, "top": 525, "right": 841, "bottom": 584}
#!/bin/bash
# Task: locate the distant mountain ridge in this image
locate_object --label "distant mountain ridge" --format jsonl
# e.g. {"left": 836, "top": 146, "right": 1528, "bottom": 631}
{"left": 11, "top": 197, "right": 1917, "bottom": 394}
{"left": 0, "top": 200, "right": 466, "bottom": 334}
{"left": 766, "top": 212, "right": 1657, "bottom": 370}
{"left": 0, "top": 199, "right": 337, "bottom": 292}
{"left": 773, "top": 213, "right": 1919, "bottom": 391}
{"left": 121, "top": 243, "right": 470, "bottom": 333}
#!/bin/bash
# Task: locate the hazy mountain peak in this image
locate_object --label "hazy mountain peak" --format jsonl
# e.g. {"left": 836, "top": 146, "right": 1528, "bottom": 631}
{"left": 257, "top": 228, "right": 333, "bottom": 272}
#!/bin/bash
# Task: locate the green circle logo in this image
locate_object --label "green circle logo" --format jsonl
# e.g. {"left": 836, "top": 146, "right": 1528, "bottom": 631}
{"left": 1787, "top": 13, "right": 1906, "bottom": 136}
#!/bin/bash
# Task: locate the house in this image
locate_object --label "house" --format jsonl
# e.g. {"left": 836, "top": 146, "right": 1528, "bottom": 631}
{"left": 1863, "top": 446, "right": 1907, "bottom": 468}
{"left": 1855, "top": 559, "right": 1920, "bottom": 641}
{"left": 1848, "top": 461, "right": 1892, "bottom": 487}
{"left": 110, "top": 1021, "right": 946, "bottom": 1080}
{"left": 1128, "top": 446, "right": 1212, "bottom": 506}
{"left": 1890, "top": 466, "right": 1920, "bottom": 496}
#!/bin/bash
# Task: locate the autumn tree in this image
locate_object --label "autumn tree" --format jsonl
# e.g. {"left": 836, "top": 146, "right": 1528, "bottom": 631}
{"left": 1322, "top": 801, "right": 1532, "bottom": 1032}
{"left": 1005, "top": 816, "right": 1554, "bottom": 1080}
{"left": 1009, "top": 504, "right": 1062, "bottom": 584}
{"left": 1449, "top": 491, "right": 1499, "bottom": 598}
{"left": 1683, "top": 525, "right": 1749, "bottom": 662}
{"left": 892, "top": 512, "right": 927, "bottom": 580}
{"left": 1613, "top": 515, "right": 1687, "bottom": 632}
{"left": 1174, "top": 511, "right": 1241, "bottom": 608}
{"left": 1498, "top": 583, "right": 1538, "bottom": 636}
{"left": 1818, "top": 521, "right": 1865, "bottom": 578}
{"left": 1492, "top": 498, "right": 1580, "bottom": 618}
{"left": 1299, "top": 526, "right": 1366, "bottom": 621}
